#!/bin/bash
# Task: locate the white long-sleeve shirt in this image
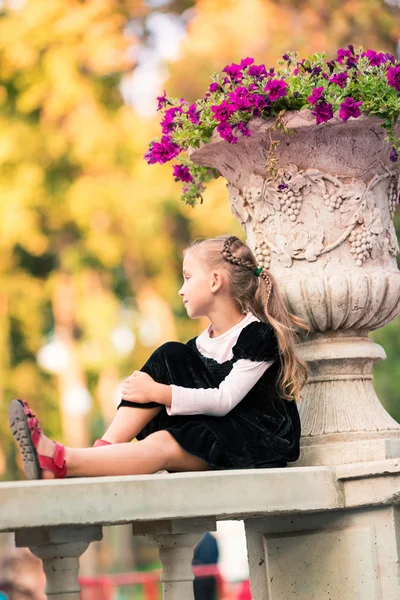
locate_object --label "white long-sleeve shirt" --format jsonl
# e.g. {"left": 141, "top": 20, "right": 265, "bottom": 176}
{"left": 166, "top": 313, "right": 273, "bottom": 417}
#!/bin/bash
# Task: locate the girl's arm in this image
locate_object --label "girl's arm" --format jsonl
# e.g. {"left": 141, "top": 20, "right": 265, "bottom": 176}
{"left": 121, "top": 372, "right": 172, "bottom": 406}
{"left": 165, "top": 359, "right": 273, "bottom": 417}
{"left": 121, "top": 359, "right": 273, "bottom": 416}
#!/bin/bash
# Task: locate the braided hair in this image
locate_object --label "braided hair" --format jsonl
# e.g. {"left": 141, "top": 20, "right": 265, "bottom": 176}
{"left": 222, "top": 236, "right": 272, "bottom": 308}
{"left": 184, "top": 235, "right": 309, "bottom": 401}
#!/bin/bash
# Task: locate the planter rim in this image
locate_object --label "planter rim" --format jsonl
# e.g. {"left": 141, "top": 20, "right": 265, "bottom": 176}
{"left": 189, "top": 111, "right": 396, "bottom": 159}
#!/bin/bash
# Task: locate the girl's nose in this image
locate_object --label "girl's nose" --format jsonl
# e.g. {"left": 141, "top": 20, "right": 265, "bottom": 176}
{"left": 178, "top": 286, "right": 184, "bottom": 296}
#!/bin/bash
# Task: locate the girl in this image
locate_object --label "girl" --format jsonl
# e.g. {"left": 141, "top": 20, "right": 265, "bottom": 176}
{"left": 9, "top": 236, "right": 308, "bottom": 480}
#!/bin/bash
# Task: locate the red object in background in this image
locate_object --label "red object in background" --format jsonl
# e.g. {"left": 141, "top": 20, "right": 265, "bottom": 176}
{"left": 236, "top": 579, "right": 251, "bottom": 599}
{"left": 80, "top": 565, "right": 227, "bottom": 599}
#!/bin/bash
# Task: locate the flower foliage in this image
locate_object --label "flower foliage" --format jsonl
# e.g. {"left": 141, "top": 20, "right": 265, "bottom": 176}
{"left": 145, "top": 46, "right": 400, "bottom": 206}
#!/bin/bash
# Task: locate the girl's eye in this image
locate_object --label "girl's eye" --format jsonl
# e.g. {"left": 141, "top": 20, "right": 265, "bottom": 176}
{"left": 184, "top": 276, "right": 190, "bottom": 281}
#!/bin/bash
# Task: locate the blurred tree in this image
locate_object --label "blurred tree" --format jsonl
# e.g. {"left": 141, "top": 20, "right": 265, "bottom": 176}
{"left": 166, "top": 0, "right": 400, "bottom": 100}
{"left": 0, "top": 0, "right": 213, "bottom": 479}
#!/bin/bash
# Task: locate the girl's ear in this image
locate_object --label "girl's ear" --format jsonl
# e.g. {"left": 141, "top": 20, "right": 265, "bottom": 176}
{"left": 210, "top": 270, "right": 223, "bottom": 293}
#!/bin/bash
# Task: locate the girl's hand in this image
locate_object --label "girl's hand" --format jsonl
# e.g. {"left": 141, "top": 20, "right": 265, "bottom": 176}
{"left": 121, "top": 371, "right": 158, "bottom": 404}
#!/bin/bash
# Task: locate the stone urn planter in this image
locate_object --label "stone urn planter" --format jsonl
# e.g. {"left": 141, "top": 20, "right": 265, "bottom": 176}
{"left": 190, "top": 111, "right": 400, "bottom": 466}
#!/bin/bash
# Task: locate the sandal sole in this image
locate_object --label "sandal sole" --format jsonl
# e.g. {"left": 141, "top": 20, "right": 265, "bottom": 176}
{"left": 8, "top": 399, "right": 42, "bottom": 480}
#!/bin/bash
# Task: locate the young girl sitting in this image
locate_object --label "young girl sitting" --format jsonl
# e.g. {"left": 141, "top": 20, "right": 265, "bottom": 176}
{"left": 9, "top": 236, "right": 308, "bottom": 480}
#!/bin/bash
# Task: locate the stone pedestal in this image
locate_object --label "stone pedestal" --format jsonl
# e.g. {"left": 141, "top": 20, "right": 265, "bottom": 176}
{"left": 245, "top": 460, "right": 400, "bottom": 599}
{"left": 133, "top": 518, "right": 216, "bottom": 600}
{"left": 295, "top": 333, "right": 400, "bottom": 466}
{"left": 15, "top": 525, "right": 102, "bottom": 599}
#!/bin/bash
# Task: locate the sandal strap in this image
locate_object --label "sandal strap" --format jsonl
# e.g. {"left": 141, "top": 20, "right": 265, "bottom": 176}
{"left": 28, "top": 417, "right": 42, "bottom": 446}
{"left": 93, "top": 438, "right": 111, "bottom": 447}
{"left": 22, "top": 401, "right": 42, "bottom": 448}
{"left": 38, "top": 442, "right": 67, "bottom": 478}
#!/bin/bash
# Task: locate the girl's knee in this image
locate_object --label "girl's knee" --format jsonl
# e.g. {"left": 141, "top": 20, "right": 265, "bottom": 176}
{"left": 151, "top": 341, "right": 190, "bottom": 362}
{"left": 142, "top": 430, "right": 181, "bottom": 469}
{"left": 144, "top": 430, "right": 178, "bottom": 454}
{"left": 143, "top": 430, "right": 208, "bottom": 472}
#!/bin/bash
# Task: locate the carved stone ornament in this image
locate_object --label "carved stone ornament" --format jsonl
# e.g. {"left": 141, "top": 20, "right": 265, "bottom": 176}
{"left": 234, "top": 165, "right": 399, "bottom": 269}
{"left": 190, "top": 112, "right": 400, "bottom": 466}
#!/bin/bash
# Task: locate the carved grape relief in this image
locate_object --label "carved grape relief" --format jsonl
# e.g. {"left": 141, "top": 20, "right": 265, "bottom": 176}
{"left": 228, "top": 164, "right": 399, "bottom": 268}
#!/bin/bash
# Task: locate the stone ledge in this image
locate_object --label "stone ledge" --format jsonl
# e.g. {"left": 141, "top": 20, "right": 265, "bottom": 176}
{"left": 0, "top": 467, "right": 341, "bottom": 533}
{"left": 336, "top": 458, "right": 400, "bottom": 481}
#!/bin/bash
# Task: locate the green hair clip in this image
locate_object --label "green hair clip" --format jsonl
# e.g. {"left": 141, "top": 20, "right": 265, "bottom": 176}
{"left": 255, "top": 267, "right": 263, "bottom": 277}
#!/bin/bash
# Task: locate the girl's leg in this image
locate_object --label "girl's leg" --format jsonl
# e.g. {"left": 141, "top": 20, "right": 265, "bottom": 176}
{"left": 101, "top": 406, "right": 162, "bottom": 444}
{"left": 37, "top": 430, "right": 208, "bottom": 478}
{"left": 101, "top": 342, "right": 217, "bottom": 444}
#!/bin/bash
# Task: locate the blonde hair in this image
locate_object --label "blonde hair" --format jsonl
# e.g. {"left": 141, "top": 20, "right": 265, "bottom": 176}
{"left": 184, "top": 235, "right": 309, "bottom": 401}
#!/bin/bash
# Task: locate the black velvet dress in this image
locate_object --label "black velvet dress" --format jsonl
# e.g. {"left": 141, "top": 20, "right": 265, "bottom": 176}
{"left": 118, "top": 321, "right": 301, "bottom": 469}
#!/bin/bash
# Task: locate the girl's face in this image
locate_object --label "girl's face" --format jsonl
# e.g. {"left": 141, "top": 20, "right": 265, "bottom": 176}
{"left": 178, "top": 252, "right": 221, "bottom": 319}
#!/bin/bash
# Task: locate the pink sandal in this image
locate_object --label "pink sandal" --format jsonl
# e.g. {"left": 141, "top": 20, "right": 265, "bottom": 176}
{"left": 8, "top": 399, "right": 67, "bottom": 480}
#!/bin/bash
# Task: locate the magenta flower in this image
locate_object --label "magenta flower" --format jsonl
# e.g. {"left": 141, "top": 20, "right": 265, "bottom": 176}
{"left": 383, "top": 53, "right": 396, "bottom": 64}
{"left": 156, "top": 91, "right": 168, "bottom": 111}
{"left": 222, "top": 63, "right": 243, "bottom": 82}
{"left": 236, "top": 122, "right": 251, "bottom": 137}
{"left": 144, "top": 137, "right": 181, "bottom": 165}
{"left": 336, "top": 47, "right": 353, "bottom": 65}
{"left": 161, "top": 107, "right": 182, "bottom": 134}
{"left": 311, "top": 101, "right": 333, "bottom": 125}
{"left": 240, "top": 57, "right": 254, "bottom": 69}
{"left": 216, "top": 122, "right": 238, "bottom": 144}
{"left": 387, "top": 65, "right": 400, "bottom": 92}
{"left": 346, "top": 56, "right": 358, "bottom": 69}
{"left": 307, "top": 86, "right": 325, "bottom": 105}
{"left": 310, "top": 66, "right": 322, "bottom": 77}
{"left": 329, "top": 72, "right": 349, "bottom": 88}
{"left": 248, "top": 64, "right": 268, "bottom": 78}
{"left": 248, "top": 93, "right": 268, "bottom": 111}
{"left": 187, "top": 103, "right": 200, "bottom": 124}
{"left": 211, "top": 101, "right": 238, "bottom": 122}
{"left": 363, "top": 50, "right": 387, "bottom": 67}
{"left": 264, "top": 78, "right": 288, "bottom": 102}
{"left": 173, "top": 164, "right": 193, "bottom": 182}
{"left": 228, "top": 86, "right": 251, "bottom": 109}
{"left": 209, "top": 82, "right": 221, "bottom": 92}
{"left": 339, "top": 97, "right": 362, "bottom": 121}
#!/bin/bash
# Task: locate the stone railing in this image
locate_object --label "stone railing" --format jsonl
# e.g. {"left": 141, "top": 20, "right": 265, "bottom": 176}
{"left": 1, "top": 461, "right": 399, "bottom": 599}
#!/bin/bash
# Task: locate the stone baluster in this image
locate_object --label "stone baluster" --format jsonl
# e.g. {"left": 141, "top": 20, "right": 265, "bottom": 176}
{"left": 133, "top": 518, "right": 216, "bottom": 600}
{"left": 15, "top": 525, "right": 102, "bottom": 599}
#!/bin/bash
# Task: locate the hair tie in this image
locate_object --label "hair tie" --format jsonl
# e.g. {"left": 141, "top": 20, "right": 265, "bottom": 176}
{"left": 255, "top": 267, "right": 263, "bottom": 277}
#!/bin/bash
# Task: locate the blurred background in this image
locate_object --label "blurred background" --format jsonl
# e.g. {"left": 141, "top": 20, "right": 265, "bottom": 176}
{"left": 0, "top": 0, "right": 399, "bottom": 598}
